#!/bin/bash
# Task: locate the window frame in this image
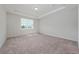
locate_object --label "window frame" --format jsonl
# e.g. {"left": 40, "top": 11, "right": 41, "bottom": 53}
{"left": 21, "top": 18, "right": 34, "bottom": 30}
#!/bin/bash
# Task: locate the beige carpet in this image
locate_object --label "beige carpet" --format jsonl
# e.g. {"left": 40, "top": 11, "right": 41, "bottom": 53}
{"left": 0, "top": 33, "right": 79, "bottom": 54}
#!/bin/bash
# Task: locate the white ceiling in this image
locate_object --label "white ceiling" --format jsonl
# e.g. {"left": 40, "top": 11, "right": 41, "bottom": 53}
{"left": 3, "top": 4, "right": 77, "bottom": 19}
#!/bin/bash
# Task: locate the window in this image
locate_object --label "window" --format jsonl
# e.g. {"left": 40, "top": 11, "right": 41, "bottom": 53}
{"left": 21, "top": 18, "right": 33, "bottom": 29}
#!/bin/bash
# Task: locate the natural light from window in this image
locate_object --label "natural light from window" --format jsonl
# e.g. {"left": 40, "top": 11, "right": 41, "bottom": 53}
{"left": 21, "top": 18, "right": 33, "bottom": 29}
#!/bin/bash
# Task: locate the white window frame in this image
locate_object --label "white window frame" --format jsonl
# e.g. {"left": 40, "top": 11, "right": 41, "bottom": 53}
{"left": 21, "top": 18, "right": 34, "bottom": 29}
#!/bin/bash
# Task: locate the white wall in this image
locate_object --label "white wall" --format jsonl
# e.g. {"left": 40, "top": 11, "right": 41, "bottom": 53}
{"left": 40, "top": 6, "right": 78, "bottom": 41}
{"left": 7, "top": 13, "right": 39, "bottom": 37}
{"left": 0, "top": 5, "right": 7, "bottom": 47}
{"left": 78, "top": 5, "right": 79, "bottom": 47}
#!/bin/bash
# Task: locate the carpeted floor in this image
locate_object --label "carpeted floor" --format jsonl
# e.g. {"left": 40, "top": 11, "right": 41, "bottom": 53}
{"left": 0, "top": 33, "right": 79, "bottom": 54}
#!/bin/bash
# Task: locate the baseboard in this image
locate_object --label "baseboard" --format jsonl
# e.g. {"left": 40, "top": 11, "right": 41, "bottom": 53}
{"left": 7, "top": 32, "right": 40, "bottom": 39}
{"left": 7, "top": 32, "right": 77, "bottom": 42}
{"left": 40, "top": 32, "right": 77, "bottom": 42}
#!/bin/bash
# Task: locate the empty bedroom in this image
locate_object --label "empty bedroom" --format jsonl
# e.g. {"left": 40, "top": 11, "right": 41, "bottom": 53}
{"left": 0, "top": 4, "right": 78, "bottom": 54}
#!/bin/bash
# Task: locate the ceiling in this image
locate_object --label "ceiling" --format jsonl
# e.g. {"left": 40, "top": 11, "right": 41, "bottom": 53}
{"left": 3, "top": 4, "right": 77, "bottom": 19}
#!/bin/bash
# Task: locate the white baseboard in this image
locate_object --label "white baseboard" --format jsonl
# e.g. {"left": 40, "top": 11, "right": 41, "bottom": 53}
{"left": 7, "top": 32, "right": 39, "bottom": 38}
{"left": 40, "top": 32, "right": 77, "bottom": 42}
